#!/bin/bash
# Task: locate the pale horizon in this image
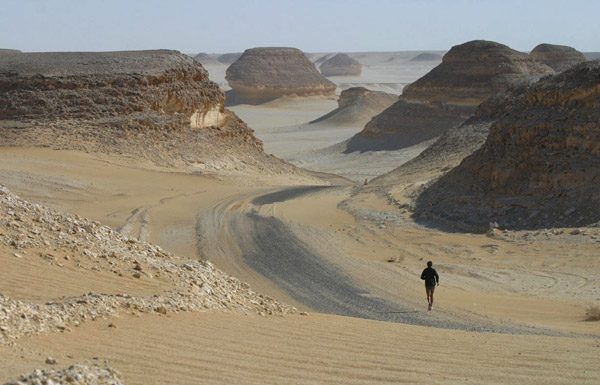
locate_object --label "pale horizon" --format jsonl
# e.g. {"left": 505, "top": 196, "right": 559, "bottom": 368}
{"left": 1, "top": 0, "right": 599, "bottom": 54}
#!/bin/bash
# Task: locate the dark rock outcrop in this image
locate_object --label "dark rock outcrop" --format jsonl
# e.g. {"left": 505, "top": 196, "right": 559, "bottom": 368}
{"left": 319, "top": 53, "right": 362, "bottom": 76}
{"left": 409, "top": 52, "right": 442, "bottom": 62}
{"left": 310, "top": 87, "right": 396, "bottom": 127}
{"left": 345, "top": 40, "right": 554, "bottom": 152}
{"left": 0, "top": 49, "right": 21, "bottom": 55}
{"left": 0, "top": 50, "right": 294, "bottom": 172}
{"left": 414, "top": 60, "right": 600, "bottom": 231}
{"left": 530, "top": 43, "right": 586, "bottom": 72}
{"left": 225, "top": 47, "right": 336, "bottom": 105}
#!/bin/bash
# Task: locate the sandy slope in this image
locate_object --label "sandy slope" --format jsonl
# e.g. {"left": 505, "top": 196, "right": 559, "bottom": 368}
{"left": 2, "top": 312, "right": 599, "bottom": 385}
{"left": 1, "top": 146, "right": 599, "bottom": 384}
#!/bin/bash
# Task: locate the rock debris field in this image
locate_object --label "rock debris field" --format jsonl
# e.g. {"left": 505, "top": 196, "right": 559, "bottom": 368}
{"left": 0, "top": 185, "right": 296, "bottom": 345}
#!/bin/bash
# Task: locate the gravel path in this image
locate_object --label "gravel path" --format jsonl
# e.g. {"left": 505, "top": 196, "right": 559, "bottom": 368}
{"left": 202, "top": 186, "right": 567, "bottom": 335}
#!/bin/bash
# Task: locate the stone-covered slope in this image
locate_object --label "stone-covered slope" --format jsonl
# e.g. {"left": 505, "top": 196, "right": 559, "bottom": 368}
{"left": 0, "top": 185, "right": 295, "bottom": 344}
{"left": 530, "top": 43, "right": 587, "bottom": 72}
{"left": 309, "top": 87, "right": 396, "bottom": 127}
{"left": 414, "top": 60, "right": 600, "bottom": 231}
{"left": 319, "top": 53, "right": 362, "bottom": 76}
{"left": 225, "top": 47, "right": 336, "bottom": 105}
{"left": 345, "top": 40, "right": 554, "bottom": 152}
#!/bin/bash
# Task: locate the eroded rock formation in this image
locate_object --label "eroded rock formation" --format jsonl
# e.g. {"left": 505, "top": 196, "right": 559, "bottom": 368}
{"left": 319, "top": 53, "right": 362, "bottom": 76}
{"left": 0, "top": 50, "right": 298, "bottom": 172}
{"left": 414, "top": 60, "right": 600, "bottom": 231}
{"left": 530, "top": 43, "right": 587, "bottom": 72}
{"left": 310, "top": 87, "right": 396, "bottom": 127}
{"left": 345, "top": 40, "right": 554, "bottom": 152}
{"left": 225, "top": 47, "right": 336, "bottom": 105}
{"left": 409, "top": 52, "right": 442, "bottom": 62}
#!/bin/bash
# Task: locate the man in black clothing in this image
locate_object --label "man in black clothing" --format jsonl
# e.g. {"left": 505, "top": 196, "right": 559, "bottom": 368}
{"left": 421, "top": 261, "right": 439, "bottom": 311}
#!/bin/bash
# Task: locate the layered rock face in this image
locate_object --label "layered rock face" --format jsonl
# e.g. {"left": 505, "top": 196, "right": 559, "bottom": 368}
{"left": 225, "top": 47, "right": 336, "bottom": 105}
{"left": 414, "top": 60, "right": 600, "bottom": 231}
{"left": 319, "top": 53, "right": 362, "bottom": 76}
{"left": 0, "top": 50, "right": 285, "bottom": 170}
{"left": 310, "top": 87, "right": 396, "bottom": 127}
{"left": 0, "top": 50, "right": 225, "bottom": 125}
{"left": 530, "top": 43, "right": 587, "bottom": 72}
{"left": 346, "top": 40, "right": 554, "bottom": 152}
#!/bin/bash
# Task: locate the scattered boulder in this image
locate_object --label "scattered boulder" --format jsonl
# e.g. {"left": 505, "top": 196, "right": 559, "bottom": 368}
{"left": 530, "top": 43, "right": 587, "bottom": 72}
{"left": 414, "top": 60, "right": 600, "bottom": 231}
{"left": 409, "top": 52, "right": 443, "bottom": 62}
{"left": 225, "top": 47, "right": 336, "bottom": 105}
{"left": 319, "top": 53, "right": 362, "bottom": 76}
{"left": 310, "top": 87, "right": 397, "bottom": 127}
{"left": 345, "top": 40, "right": 554, "bottom": 152}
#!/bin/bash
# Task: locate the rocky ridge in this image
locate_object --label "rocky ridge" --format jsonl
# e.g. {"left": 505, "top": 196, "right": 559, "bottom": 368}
{"left": 345, "top": 40, "right": 553, "bottom": 152}
{"left": 0, "top": 186, "right": 296, "bottom": 344}
{"left": 225, "top": 47, "right": 336, "bottom": 105}
{"left": 530, "top": 44, "right": 587, "bottom": 72}
{"left": 319, "top": 53, "right": 362, "bottom": 76}
{"left": 413, "top": 60, "right": 600, "bottom": 231}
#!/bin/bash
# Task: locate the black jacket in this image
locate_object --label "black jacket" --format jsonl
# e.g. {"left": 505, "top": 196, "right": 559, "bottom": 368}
{"left": 421, "top": 267, "right": 439, "bottom": 287}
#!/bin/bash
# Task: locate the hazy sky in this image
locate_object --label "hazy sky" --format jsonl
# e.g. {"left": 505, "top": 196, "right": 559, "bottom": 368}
{"left": 1, "top": 0, "right": 599, "bottom": 53}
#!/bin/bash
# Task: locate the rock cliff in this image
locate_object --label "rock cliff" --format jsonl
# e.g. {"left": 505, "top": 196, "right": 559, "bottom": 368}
{"left": 414, "top": 60, "right": 600, "bottom": 231}
{"left": 530, "top": 43, "right": 587, "bottom": 72}
{"left": 319, "top": 53, "right": 362, "bottom": 76}
{"left": 345, "top": 40, "right": 554, "bottom": 152}
{"left": 225, "top": 47, "right": 336, "bottom": 105}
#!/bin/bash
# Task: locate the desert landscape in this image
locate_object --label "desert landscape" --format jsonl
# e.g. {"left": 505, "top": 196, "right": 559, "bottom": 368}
{"left": 1, "top": 2, "right": 600, "bottom": 385}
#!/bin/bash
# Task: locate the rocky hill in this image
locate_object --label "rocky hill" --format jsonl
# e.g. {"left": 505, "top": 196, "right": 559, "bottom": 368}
{"left": 309, "top": 87, "right": 396, "bottom": 127}
{"left": 345, "top": 40, "right": 554, "bottom": 152}
{"left": 319, "top": 53, "right": 362, "bottom": 76}
{"left": 0, "top": 50, "right": 301, "bottom": 174}
{"left": 530, "top": 43, "right": 587, "bottom": 72}
{"left": 413, "top": 60, "right": 600, "bottom": 231}
{"left": 401, "top": 40, "right": 553, "bottom": 104}
{"left": 225, "top": 47, "right": 336, "bottom": 105}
